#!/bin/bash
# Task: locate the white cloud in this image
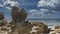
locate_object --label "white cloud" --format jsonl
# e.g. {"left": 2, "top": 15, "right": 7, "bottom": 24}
{"left": 38, "top": 0, "right": 47, "bottom": 7}
{"left": 51, "top": 10, "right": 56, "bottom": 13}
{"left": 0, "top": 4, "right": 4, "bottom": 7}
{"left": 40, "top": 9, "right": 49, "bottom": 13}
{"left": 3, "top": 0, "right": 19, "bottom": 7}
{"left": 39, "top": 9, "right": 52, "bottom": 16}
{"left": 38, "top": 0, "right": 59, "bottom": 7}
{"left": 37, "top": 0, "right": 58, "bottom": 17}
{"left": 29, "top": 9, "right": 49, "bottom": 17}
{"left": 29, "top": 10, "right": 37, "bottom": 12}
{"left": 5, "top": 7, "right": 11, "bottom": 10}
{"left": 0, "top": 0, "right": 20, "bottom": 10}
{"left": 28, "top": 9, "right": 57, "bottom": 19}
{"left": 40, "top": 9, "right": 57, "bottom": 15}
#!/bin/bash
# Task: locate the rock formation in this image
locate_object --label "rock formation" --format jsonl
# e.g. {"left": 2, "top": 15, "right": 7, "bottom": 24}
{"left": 30, "top": 22, "right": 48, "bottom": 34}
{"left": 0, "top": 12, "right": 7, "bottom": 27}
{"left": 0, "top": 12, "right": 4, "bottom": 20}
{"left": 11, "top": 6, "right": 27, "bottom": 22}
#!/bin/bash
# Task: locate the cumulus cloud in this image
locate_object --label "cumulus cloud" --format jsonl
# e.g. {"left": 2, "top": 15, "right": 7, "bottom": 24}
{"left": 40, "top": 9, "right": 56, "bottom": 14}
{"left": 29, "top": 10, "right": 37, "bottom": 12}
{"left": 35, "top": 0, "right": 60, "bottom": 18}
{"left": 5, "top": 7, "right": 11, "bottom": 10}
{"left": 0, "top": 4, "right": 4, "bottom": 7}
{"left": 28, "top": 10, "right": 42, "bottom": 19}
{"left": 0, "top": 0, "right": 19, "bottom": 10}
{"left": 37, "top": 0, "right": 60, "bottom": 11}
{"left": 3, "top": 0, "right": 19, "bottom": 7}
{"left": 38, "top": 0, "right": 59, "bottom": 7}
{"left": 29, "top": 9, "right": 56, "bottom": 17}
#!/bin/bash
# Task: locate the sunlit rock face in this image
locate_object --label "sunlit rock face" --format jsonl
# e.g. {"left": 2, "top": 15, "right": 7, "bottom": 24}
{"left": 11, "top": 6, "right": 27, "bottom": 22}
{"left": 49, "top": 26, "right": 60, "bottom": 34}
{"left": 30, "top": 22, "right": 48, "bottom": 34}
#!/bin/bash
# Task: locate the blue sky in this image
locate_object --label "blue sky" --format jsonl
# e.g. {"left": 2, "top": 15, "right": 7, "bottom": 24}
{"left": 0, "top": 0, "right": 60, "bottom": 27}
{"left": 0, "top": 0, "right": 60, "bottom": 21}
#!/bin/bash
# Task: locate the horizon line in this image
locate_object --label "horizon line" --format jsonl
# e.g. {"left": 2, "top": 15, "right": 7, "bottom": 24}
{"left": 28, "top": 19, "right": 60, "bottom": 20}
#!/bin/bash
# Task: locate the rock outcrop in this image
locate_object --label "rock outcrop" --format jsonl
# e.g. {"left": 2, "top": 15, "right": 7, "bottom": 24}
{"left": 11, "top": 6, "right": 27, "bottom": 22}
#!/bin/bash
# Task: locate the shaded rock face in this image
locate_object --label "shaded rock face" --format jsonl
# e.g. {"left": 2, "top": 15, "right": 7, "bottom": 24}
{"left": 11, "top": 6, "right": 27, "bottom": 22}
{"left": 0, "top": 12, "right": 4, "bottom": 20}
{"left": 0, "top": 12, "right": 7, "bottom": 27}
